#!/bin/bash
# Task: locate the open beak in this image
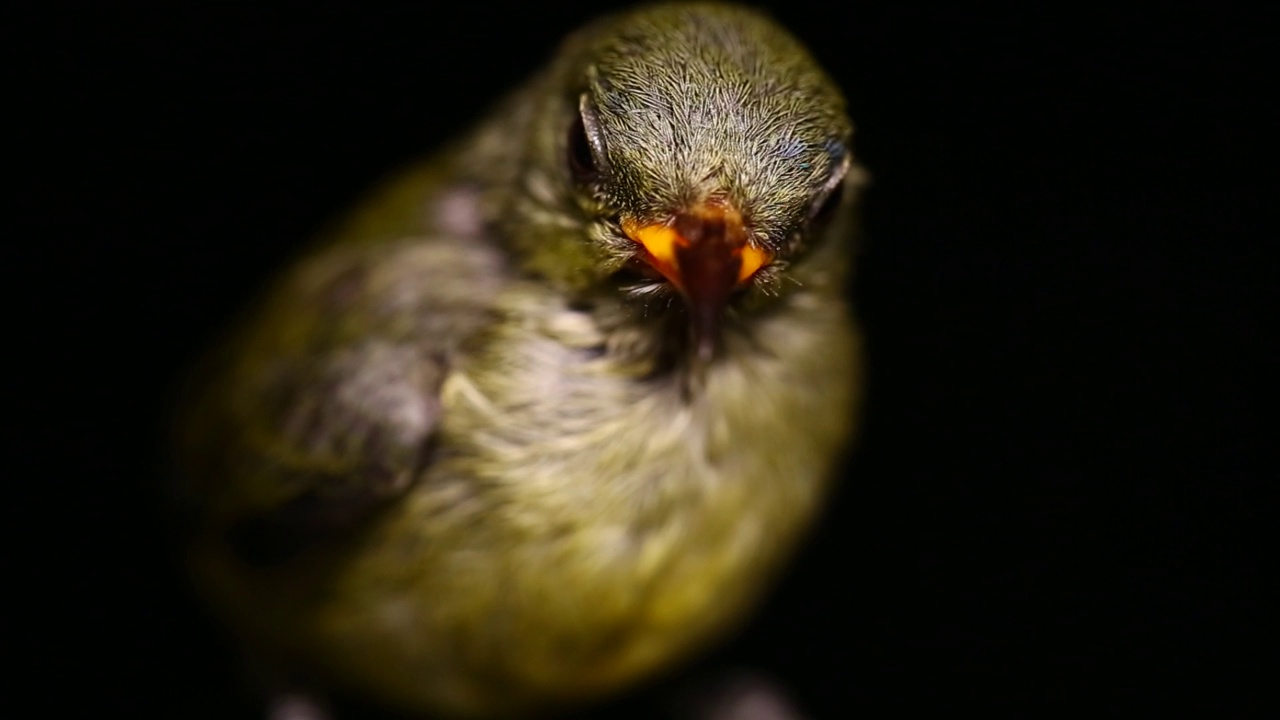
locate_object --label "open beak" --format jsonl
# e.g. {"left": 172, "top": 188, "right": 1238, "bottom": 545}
{"left": 621, "top": 201, "right": 772, "bottom": 361}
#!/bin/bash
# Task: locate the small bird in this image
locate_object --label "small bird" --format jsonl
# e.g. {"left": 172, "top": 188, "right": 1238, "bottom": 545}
{"left": 176, "top": 3, "right": 866, "bottom": 718}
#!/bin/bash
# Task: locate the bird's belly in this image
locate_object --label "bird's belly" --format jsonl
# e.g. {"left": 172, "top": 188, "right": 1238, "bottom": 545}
{"left": 319, "top": 469, "right": 805, "bottom": 716}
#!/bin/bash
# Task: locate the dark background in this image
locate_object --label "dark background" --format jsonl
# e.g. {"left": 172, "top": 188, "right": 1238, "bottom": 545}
{"left": 11, "top": 1, "right": 1266, "bottom": 716}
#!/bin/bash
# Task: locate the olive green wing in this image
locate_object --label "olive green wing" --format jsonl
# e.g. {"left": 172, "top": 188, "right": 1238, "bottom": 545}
{"left": 176, "top": 233, "right": 504, "bottom": 565}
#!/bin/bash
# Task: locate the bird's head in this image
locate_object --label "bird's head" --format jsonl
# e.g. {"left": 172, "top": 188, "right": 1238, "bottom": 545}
{"left": 489, "top": 3, "right": 861, "bottom": 360}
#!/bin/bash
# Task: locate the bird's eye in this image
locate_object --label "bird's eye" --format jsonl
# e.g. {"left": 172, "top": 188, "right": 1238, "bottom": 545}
{"left": 810, "top": 177, "right": 845, "bottom": 225}
{"left": 568, "top": 93, "right": 608, "bottom": 184}
{"left": 568, "top": 113, "right": 596, "bottom": 181}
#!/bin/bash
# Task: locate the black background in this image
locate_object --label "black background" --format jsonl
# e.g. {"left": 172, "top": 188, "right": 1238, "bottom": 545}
{"left": 11, "top": 1, "right": 1267, "bottom": 716}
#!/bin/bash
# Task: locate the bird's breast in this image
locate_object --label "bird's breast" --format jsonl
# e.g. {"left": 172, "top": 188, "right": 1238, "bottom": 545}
{"left": 425, "top": 288, "right": 859, "bottom": 694}
{"left": 288, "top": 287, "right": 862, "bottom": 714}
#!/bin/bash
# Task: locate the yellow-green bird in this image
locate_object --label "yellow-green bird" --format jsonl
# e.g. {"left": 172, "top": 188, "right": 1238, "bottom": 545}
{"left": 176, "top": 2, "right": 866, "bottom": 717}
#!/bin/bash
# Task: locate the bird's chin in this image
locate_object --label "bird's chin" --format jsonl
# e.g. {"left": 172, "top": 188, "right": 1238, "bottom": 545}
{"left": 598, "top": 252, "right": 763, "bottom": 367}
{"left": 607, "top": 282, "right": 745, "bottom": 366}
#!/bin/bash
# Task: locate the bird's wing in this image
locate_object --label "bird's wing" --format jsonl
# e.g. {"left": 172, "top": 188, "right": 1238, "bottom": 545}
{"left": 176, "top": 230, "right": 505, "bottom": 565}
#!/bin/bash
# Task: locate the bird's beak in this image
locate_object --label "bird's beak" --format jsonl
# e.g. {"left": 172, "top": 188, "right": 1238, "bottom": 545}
{"left": 622, "top": 201, "right": 772, "bottom": 361}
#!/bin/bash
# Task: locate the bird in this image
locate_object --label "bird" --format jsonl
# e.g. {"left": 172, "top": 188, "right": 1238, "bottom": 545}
{"left": 174, "top": 2, "right": 867, "bottom": 718}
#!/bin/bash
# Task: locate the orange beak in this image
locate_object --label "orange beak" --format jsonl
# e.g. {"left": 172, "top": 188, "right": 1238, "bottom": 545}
{"left": 621, "top": 201, "right": 772, "bottom": 360}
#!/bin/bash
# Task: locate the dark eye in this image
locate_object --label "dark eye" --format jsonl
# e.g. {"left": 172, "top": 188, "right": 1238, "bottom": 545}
{"left": 568, "top": 93, "right": 609, "bottom": 184}
{"left": 810, "top": 177, "right": 845, "bottom": 225}
{"left": 568, "top": 112, "right": 597, "bottom": 182}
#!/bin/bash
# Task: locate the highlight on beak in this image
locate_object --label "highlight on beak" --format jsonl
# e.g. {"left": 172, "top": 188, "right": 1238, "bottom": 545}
{"left": 621, "top": 201, "right": 773, "bottom": 360}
